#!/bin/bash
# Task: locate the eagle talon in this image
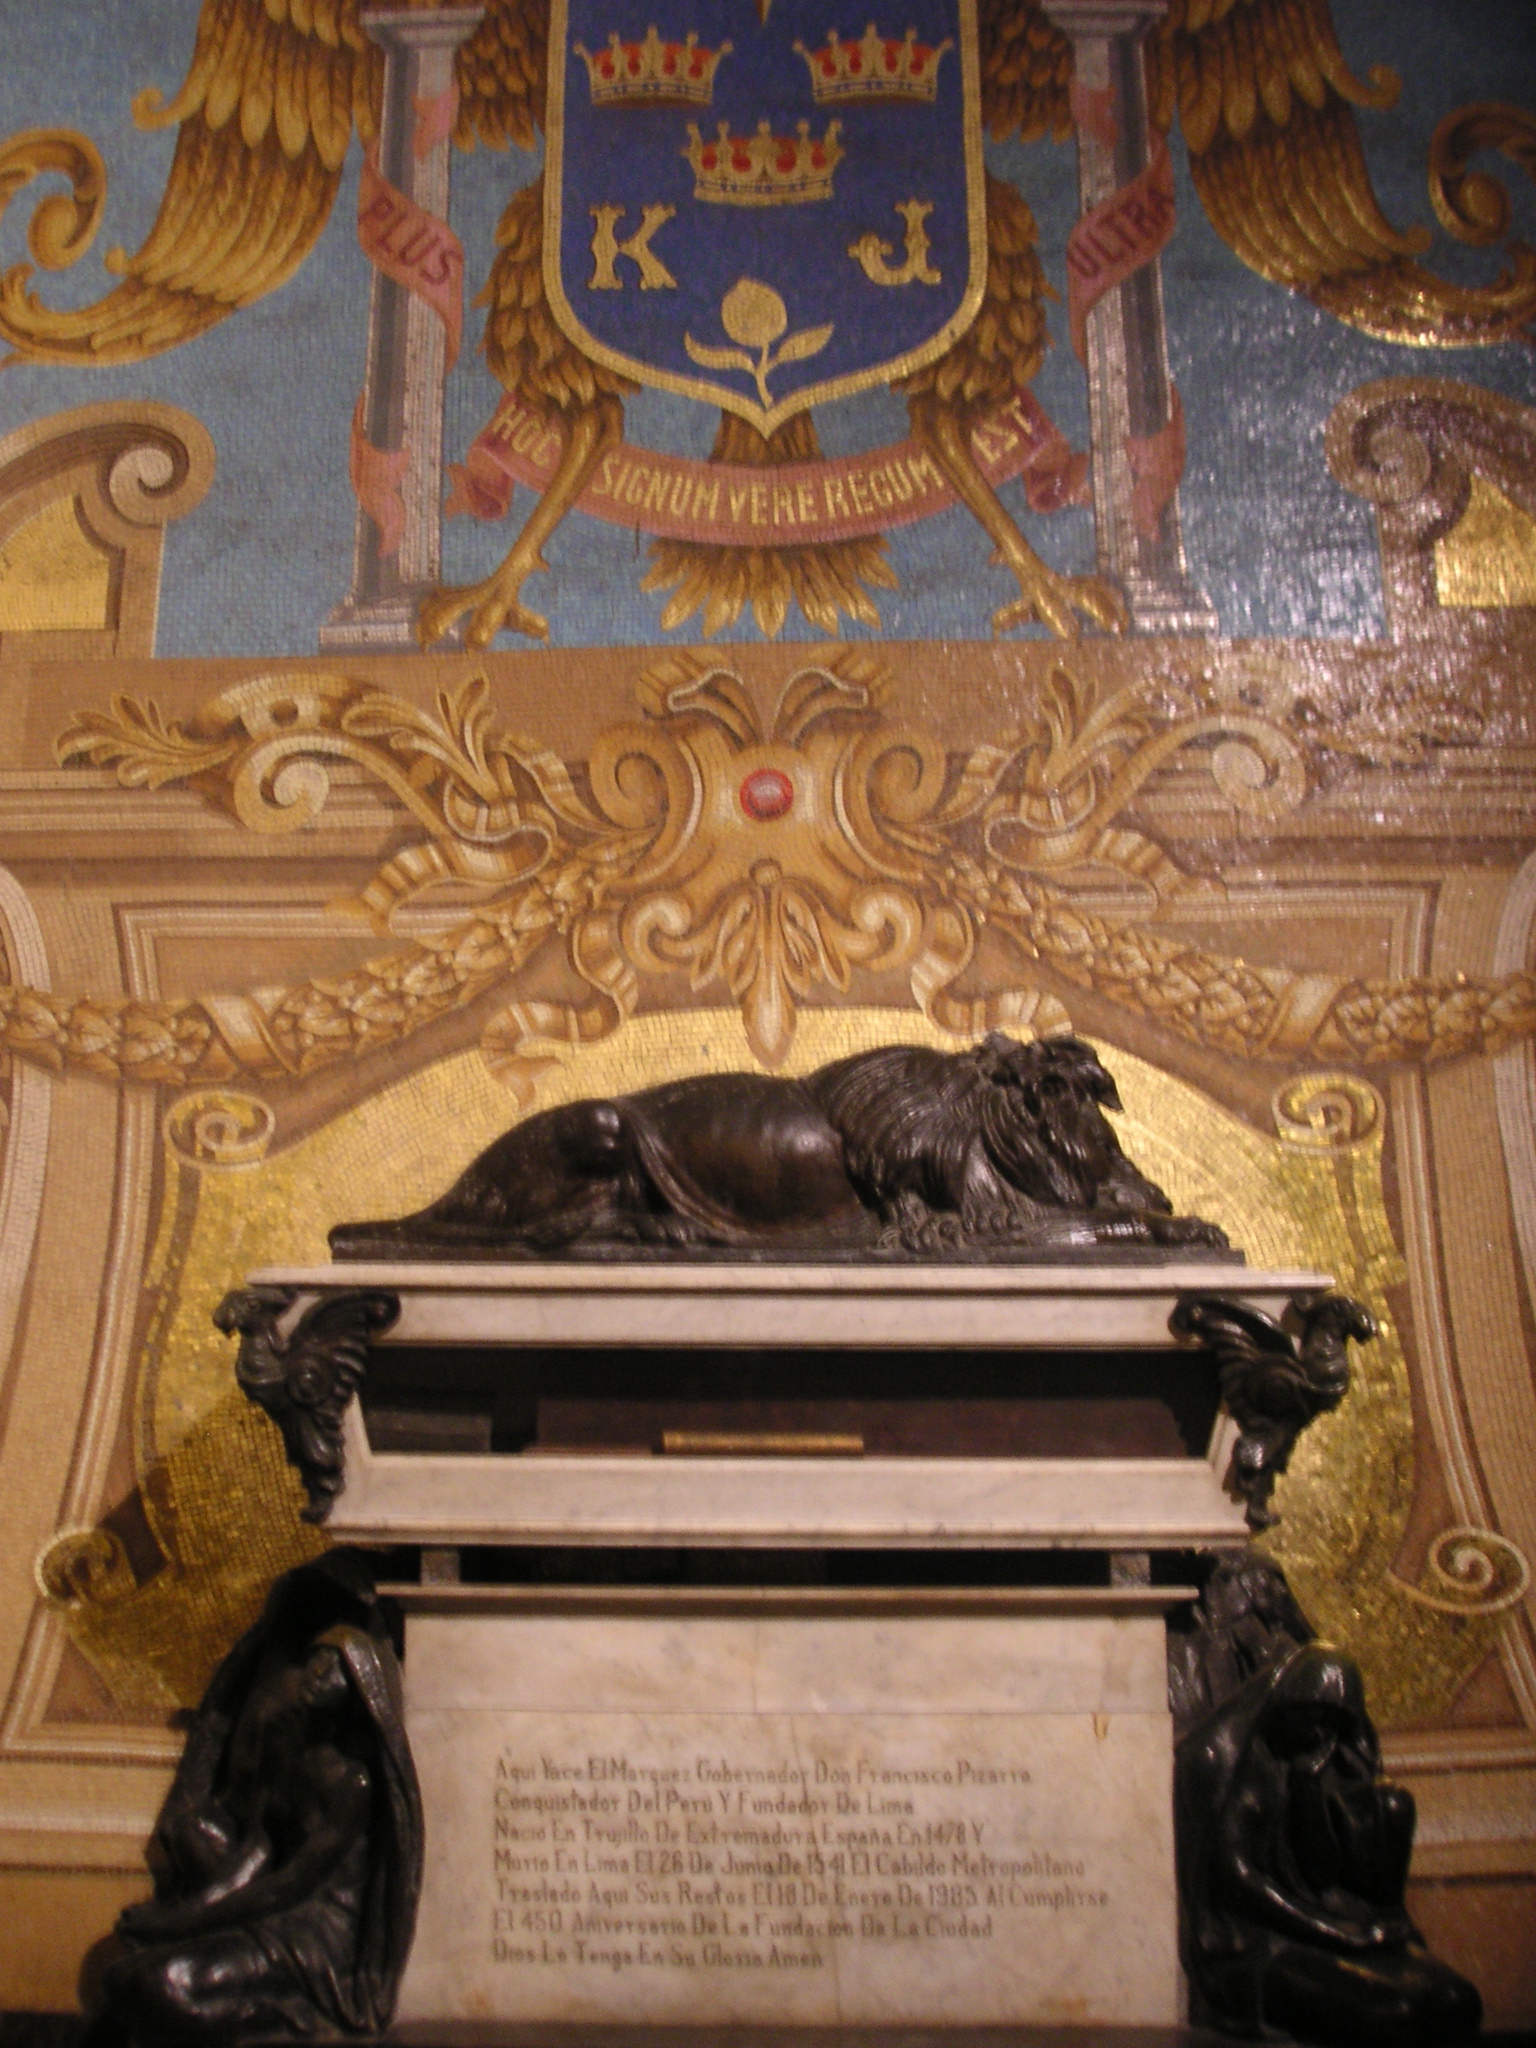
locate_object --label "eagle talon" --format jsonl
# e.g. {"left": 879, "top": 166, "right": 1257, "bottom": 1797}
{"left": 415, "top": 394, "right": 620, "bottom": 651}
{"left": 417, "top": 568, "right": 552, "bottom": 650}
{"left": 992, "top": 570, "right": 1128, "bottom": 640}
{"left": 416, "top": 587, "right": 465, "bottom": 650}
{"left": 906, "top": 387, "right": 1130, "bottom": 644}
{"left": 467, "top": 593, "right": 551, "bottom": 648}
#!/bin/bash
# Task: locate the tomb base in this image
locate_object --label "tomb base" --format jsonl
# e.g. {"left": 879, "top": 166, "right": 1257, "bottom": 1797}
{"left": 387, "top": 2030, "right": 1227, "bottom": 2045}
{"left": 394, "top": 1588, "right": 1183, "bottom": 2029}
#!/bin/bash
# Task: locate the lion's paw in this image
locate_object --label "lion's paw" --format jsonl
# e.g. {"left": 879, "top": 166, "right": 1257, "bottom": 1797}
{"left": 886, "top": 1196, "right": 967, "bottom": 1254}
{"left": 1148, "top": 1213, "right": 1230, "bottom": 1250}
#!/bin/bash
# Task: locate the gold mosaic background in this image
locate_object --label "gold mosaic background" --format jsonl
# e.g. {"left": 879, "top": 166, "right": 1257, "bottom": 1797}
{"left": 31, "top": 1005, "right": 1515, "bottom": 1737}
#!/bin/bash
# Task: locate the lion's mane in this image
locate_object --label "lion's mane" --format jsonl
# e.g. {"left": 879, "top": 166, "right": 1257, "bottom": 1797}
{"left": 804, "top": 1033, "right": 1133, "bottom": 1227}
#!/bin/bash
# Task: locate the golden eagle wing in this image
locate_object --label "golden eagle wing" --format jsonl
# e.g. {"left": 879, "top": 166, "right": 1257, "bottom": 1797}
{"left": 454, "top": 0, "right": 627, "bottom": 415}
{"left": 978, "top": 0, "right": 1075, "bottom": 144}
{"left": 1148, "top": 0, "right": 1536, "bottom": 346}
{"left": 474, "top": 173, "right": 632, "bottom": 415}
{"left": 454, "top": 0, "right": 549, "bottom": 153}
{"left": 0, "top": 0, "right": 382, "bottom": 366}
{"left": 448, "top": 0, "right": 627, "bottom": 415}
{"left": 903, "top": 0, "right": 1070, "bottom": 418}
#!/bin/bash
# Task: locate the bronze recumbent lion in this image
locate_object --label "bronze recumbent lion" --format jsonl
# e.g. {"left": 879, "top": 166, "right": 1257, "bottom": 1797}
{"left": 331, "top": 1034, "right": 1229, "bottom": 1260}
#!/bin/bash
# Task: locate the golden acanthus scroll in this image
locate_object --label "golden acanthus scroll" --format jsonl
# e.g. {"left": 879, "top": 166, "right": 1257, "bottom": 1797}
{"left": 3, "top": 651, "right": 1532, "bottom": 1091}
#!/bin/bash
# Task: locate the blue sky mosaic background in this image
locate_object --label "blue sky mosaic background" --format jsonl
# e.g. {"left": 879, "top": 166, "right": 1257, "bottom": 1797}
{"left": 0, "top": 0, "right": 1532, "bottom": 654}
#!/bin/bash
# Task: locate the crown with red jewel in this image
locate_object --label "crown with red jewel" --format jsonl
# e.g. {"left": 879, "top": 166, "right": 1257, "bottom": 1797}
{"left": 573, "top": 26, "right": 732, "bottom": 106}
{"left": 683, "top": 119, "right": 844, "bottom": 206}
{"left": 793, "top": 23, "right": 952, "bottom": 102}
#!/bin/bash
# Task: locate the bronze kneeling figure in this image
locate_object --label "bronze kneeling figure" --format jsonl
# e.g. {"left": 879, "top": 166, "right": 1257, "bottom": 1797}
{"left": 1171, "top": 1556, "right": 1481, "bottom": 2048}
{"left": 331, "top": 1033, "right": 1229, "bottom": 1260}
{"left": 85, "top": 1558, "right": 420, "bottom": 2045}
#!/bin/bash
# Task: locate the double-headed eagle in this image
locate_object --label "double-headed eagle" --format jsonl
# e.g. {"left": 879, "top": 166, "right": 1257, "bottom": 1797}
{"left": 1, "top": 0, "right": 1531, "bottom": 647}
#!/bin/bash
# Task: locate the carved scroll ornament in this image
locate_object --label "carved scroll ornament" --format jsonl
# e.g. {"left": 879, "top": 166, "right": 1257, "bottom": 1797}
{"left": 0, "top": 398, "right": 215, "bottom": 656}
{"left": 1327, "top": 376, "right": 1536, "bottom": 639}
{"left": 0, "top": 653, "right": 1532, "bottom": 1092}
{"left": 216, "top": 1287, "right": 399, "bottom": 1522}
{"left": 1171, "top": 1292, "right": 1377, "bottom": 1530}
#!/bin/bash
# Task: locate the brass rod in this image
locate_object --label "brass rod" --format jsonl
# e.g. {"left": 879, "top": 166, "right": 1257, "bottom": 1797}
{"left": 659, "top": 1431, "right": 865, "bottom": 1457}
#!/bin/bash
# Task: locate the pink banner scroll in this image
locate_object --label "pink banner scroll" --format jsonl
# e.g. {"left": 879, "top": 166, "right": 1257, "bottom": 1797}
{"left": 445, "top": 388, "right": 1090, "bottom": 541}
{"left": 1069, "top": 79, "right": 1118, "bottom": 150}
{"left": 1065, "top": 135, "right": 1177, "bottom": 363}
{"left": 348, "top": 397, "right": 410, "bottom": 556}
{"left": 414, "top": 81, "right": 460, "bottom": 159}
{"left": 357, "top": 152, "right": 465, "bottom": 369}
{"left": 1126, "top": 382, "right": 1186, "bottom": 539}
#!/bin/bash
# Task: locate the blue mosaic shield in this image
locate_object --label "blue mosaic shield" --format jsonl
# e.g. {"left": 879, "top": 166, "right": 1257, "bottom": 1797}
{"left": 544, "top": 0, "right": 984, "bottom": 434}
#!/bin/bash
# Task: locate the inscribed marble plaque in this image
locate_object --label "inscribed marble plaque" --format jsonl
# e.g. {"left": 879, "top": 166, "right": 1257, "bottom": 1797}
{"left": 398, "top": 1608, "right": 1179, "bottom": 2025}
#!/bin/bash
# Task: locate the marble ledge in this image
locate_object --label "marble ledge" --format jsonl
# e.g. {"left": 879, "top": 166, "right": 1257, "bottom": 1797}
{"left": 403, "top": 1609, "right": 1173, "bottom": 1717}
{"left": 380, "top": 1585, "right": 1199, "bottom": 1618}
{"left": 249, "top": 1261, "right": 1332, "bottom": 1351}
{"left": 328, "top": 1413, "right": 1251, "bottom": 1548}
{"left": 386, "top": 2030, "right": 1231, "bottom": 2047}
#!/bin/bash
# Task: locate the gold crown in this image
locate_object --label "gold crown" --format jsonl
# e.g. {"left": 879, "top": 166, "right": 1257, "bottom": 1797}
{"left": 793, "top": 24, "right": 952, "bottom": 102}
{"left": 683, "top": 119, "right": 844, "bottom": 206}
{"left": 573, "top": 27, "right": 732, "bottom": 106}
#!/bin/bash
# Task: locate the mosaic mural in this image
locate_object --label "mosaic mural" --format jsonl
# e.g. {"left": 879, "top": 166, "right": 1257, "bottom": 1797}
{"left": 1, "top": 0, "right": 1535, "bottom": 2017}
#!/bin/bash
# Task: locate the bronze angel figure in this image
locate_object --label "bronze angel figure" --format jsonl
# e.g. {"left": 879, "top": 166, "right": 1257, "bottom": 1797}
{"left": 1, "top": 0, "right": 1531, "bottom": 648}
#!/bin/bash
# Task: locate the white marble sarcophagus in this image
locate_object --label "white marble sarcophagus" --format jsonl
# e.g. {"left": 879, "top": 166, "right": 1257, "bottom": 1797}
{"left": 221, "top": 1255, "right": 1339, "bottom": 2029}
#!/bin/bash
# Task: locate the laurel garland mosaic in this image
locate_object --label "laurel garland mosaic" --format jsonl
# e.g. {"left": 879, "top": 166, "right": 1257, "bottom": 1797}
{"left": 5, "top": 654, "right": 1533, "bottom": 1096}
